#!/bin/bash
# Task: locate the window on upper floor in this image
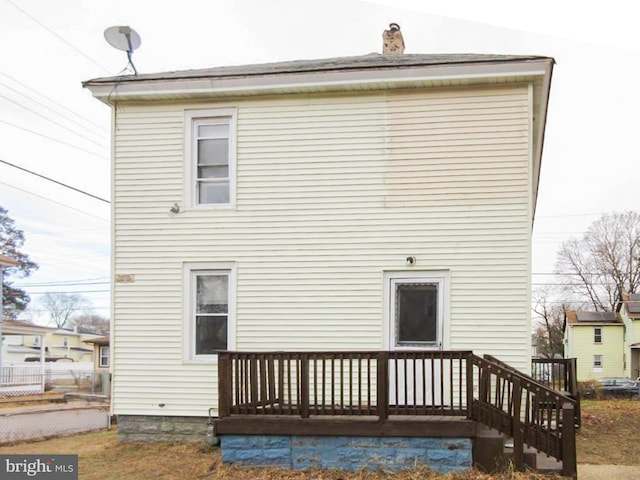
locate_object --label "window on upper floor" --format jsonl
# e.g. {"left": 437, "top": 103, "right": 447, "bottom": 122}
{"left": 184, "top": 108, "right": 236, "bottom": 208}
{"left": 184, "top": 263, "right": 236, "bottom": 363}
{"left": 594, "top": 327, "right": 602, "bottom": 344}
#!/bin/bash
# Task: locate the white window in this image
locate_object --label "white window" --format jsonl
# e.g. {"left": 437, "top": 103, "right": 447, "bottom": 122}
{"left": 594, "top": 327, "right": 602, "bottom": 344}
{"left": 184, "top": 263, "right": 236, "bottom": 362}
{"left": 384, "top": 271, "right": 449, "bottom": 350}
{"left": 185, "top": 108, "right": 236, "bottom": 208}
{"left": 593, "top": 354, "right": 603, "bottom": 371}
{"left": 99, "top": 346, "right": 110, "bottom": 368}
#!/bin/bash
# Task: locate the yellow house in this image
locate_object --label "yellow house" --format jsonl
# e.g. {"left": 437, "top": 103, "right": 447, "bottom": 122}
{"left": 83, "top": 336, "right": 110, "bottom": 373}
{"left": 22, "top": 329, "right": 96, "bottom": 363}
{"left": 620, "top": 293, "right": 640, "bottom": 380}
{"left": 564, "top": 311, "right": 624, "bottom": 381}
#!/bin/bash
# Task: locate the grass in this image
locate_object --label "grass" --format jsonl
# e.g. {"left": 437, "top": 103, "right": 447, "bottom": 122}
{"left": 577, "top": 398, "right": 640, "bottom": 465}
{"left": 2, "top": 399, "right": 638, "bottom": 479}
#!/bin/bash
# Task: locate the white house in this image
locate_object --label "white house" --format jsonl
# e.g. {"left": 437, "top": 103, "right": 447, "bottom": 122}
{"left": 84, "top": 46, "right": 554, "bottom": 448}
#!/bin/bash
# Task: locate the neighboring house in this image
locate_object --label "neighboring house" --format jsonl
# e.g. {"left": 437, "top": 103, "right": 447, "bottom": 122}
{"left": 42, "top": 329, "right": 97, "bottom": 362}
{"left": 564, "top": 311, "right": 625, "bottom": 380}
{"left": 83, "top": 336, "right": 110, "bottom": 373}
{"left": 620, "top": 293, "right": 640, "bottom": 380}
{"left": 15, "top": 328, "right": 98, "bottom": 363}
{"left": 84, "top": 40, "right": 557, "bottom": 469}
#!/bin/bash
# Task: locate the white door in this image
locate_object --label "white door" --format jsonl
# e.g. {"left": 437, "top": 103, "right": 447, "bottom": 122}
{"left": 385, "top": 272, "right": 449, "bottom": 408}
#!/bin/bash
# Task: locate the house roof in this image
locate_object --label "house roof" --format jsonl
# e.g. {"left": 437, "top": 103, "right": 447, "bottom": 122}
{"left": 83, "top": 335, "right": 109, "bottom": 346}
{"left": 565, "top": 311, "right": 622, "bottom": 325}
{"left": 85, "top": 53, "right": 551, "bottom": 84}
{"left": 82, "top": 53, "right": 554, "bottom": 106}
{"left": 621, "top": 293, "right": 640, "bottom": 315}
{"left": 1, "top": 320, "right": 54, "bottom": 335}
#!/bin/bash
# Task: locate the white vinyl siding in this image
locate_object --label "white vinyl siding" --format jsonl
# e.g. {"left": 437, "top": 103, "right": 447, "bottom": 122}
{"left": 111, "top": 85, "right": 533, "bottom": 417}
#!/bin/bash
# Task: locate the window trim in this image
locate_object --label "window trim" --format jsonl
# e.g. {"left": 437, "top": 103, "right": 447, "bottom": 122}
{"left": 183, "top": 262, "right": 236, "bottom": 363}
{"left": 99, "top": 346, "right": 110, "bottom": 368}
{"left": 593, "top": 354, "right": 603, "bottom": 371}
{"left": 184, "top": 108, "right": 237, "bottom": 209}
{"left": 594, "top": 326, "right": 602, "bottom": 344}
{"left": 383, "top": 270, "right": 450, "bottom": 351}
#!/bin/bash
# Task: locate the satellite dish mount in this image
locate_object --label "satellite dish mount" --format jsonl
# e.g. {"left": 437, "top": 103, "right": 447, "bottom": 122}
{"left": 104, "top": 26, "right": 141, "bottom": 75}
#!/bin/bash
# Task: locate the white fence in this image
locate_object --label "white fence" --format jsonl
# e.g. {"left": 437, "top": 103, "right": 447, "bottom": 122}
{"left": 0, "top": 362, "right": 107, "bottom": 397}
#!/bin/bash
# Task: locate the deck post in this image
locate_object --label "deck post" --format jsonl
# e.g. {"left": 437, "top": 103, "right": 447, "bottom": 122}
{"left": 511, "top": 378, "right": 524, "bottom": 470}
{"left": 376, "top": 352, "right": 388, "bottom": 421}
{"left": 300, "top": 355, "right": 310, "bottom": 418}
{"left": 561, "top": 402, "right": 577, "bottom": 479}
{"left": 218, "top": 352, "right": 232, "bottom": 417}
{"left": 465, "top": 353, "right": 474, "bottom": 419}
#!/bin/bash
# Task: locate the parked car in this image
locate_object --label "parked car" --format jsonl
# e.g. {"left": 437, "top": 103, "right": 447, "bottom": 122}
{"left": 597, "top": 377, "right": 640, "bottom": 399}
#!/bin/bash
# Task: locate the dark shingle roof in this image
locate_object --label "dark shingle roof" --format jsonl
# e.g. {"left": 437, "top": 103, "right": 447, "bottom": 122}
{"left": 84, "top": 53, "right": 551, "bottom": 85}
{"left": 576, "top": 312, "right": 619, "bottom": 322}
{"left": 566, "top": 311, "right": 621, "bottom": 324}
{"left": 627, "top": 293, "right": 640, "bottom": 314}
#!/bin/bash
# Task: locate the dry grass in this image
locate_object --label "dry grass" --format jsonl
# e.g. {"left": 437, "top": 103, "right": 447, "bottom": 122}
{"left": 7, "top": 398, "right": 639, "bottom": 479}
{"left": 577, "top": 399, "right": 640, "bottom": 465}
{"left": 0, "top": 430, "right": 563, "bottom": 480}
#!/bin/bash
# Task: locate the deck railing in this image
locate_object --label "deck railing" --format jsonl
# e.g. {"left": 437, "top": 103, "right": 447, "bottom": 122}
{"left": 217, "top": 350, "right": 577, "bottom": 478}
{"left": 530, "top": 357, "right": 580, "bottom": 428}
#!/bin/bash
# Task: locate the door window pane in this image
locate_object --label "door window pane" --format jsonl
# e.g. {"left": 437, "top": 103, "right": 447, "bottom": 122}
{"left": 396, "top": 283, "right": 438, "bottom": 345}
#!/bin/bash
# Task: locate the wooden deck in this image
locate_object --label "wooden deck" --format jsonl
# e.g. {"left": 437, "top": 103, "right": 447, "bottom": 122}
{"left": 215, "top": 350, "right": 578, "bottom": 478}
{"left": 215, "top": 413, "right": 477, "bottom": 437}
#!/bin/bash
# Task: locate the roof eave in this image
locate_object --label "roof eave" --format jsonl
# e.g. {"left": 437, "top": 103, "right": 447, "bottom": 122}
{"left": 83, "top": 58, "right": 554, "bottom": 104}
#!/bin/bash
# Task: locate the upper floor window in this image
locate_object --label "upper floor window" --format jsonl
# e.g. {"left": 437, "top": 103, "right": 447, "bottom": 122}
{"left": 594, "top": 327, "right": 602, "bottom": 344}
{"left": 185, "top": 108, "right": 236, "bottom": 208}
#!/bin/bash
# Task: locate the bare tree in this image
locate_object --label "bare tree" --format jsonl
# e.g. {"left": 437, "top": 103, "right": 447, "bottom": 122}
{"left": 555, "top": 211, "right": 640, "bottom": 311}
{"left": 71, "top": 313, "right": 109, "bottom": 335}
{"left": 532, "top": 287, "right": 566, "bottom": 358}
{"left": 39, "top": 293, "right": 88, "bottom": 328}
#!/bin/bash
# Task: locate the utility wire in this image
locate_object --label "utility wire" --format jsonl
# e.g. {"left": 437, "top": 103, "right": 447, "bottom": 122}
{"left": 4, "top": 0, "right": 111, "bottom": 74}
{"left": 0, "top": 72, "right": 108, "bottom": 134}
{"left": 0, "top": 93, "right": 108, "bottom": 148}
{"left": 0, "top": 158, "right": 110, "bottom": 203}
{"left": 0, "top": 120, "right": 107, "bottom": 158}
{"left": 0, "top": 181, "right": 109, "bottom": 222}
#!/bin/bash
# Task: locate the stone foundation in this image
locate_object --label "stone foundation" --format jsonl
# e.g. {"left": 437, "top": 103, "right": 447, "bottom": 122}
{"left": 221, "top": 435, "right": 472, "bottom": 472}
{"left": 117, "top": 415, "right": 208, "bottom": 442}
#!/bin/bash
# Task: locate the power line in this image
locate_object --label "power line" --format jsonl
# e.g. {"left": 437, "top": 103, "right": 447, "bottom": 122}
{"left": 0, "top": 158, "right": 110, "bottom": 204}
{"left": 0, "top": 119, "right": 107, "bottom": 158}
{"left": 13, "top": 277, "right": 110, "bottom": 287}
{"left": 0, "top": 93, "right": 108, "bottom": 148}
{"left": 0, "top": 180, "right": 109, "bottom": 222}
{"left": 0, "top": 72, "right": 108, "bottom": 134}
{"left": 28, "top": 290, "right": 110, "bottom": 295}
{"left": 4, "top": 0, "right": 111, "bottom": 74}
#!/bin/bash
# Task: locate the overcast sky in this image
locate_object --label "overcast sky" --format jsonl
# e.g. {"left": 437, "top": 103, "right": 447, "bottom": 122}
{"left": 1, "top": 0, "right": 639, "bottom": 324}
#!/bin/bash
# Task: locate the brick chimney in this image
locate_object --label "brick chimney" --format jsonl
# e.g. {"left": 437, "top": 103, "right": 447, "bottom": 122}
{"left": 382, "top": 23, "right": 405, "bottom": 54}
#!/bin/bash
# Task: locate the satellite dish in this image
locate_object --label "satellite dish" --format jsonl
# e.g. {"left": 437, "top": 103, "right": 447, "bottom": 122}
{"left": 104, "top": 26, "right": 141, "bottom": 75}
